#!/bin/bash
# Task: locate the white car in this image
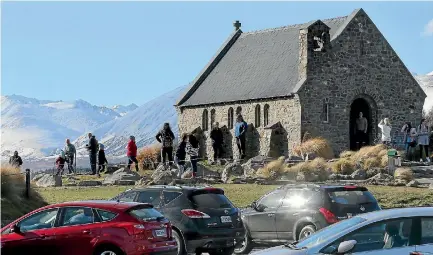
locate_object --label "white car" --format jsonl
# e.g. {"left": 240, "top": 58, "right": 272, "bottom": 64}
{"left": 252, "top": 207, "right": 433, "bottom": 255}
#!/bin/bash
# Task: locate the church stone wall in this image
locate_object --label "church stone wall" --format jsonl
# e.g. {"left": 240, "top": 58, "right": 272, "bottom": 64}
{"left": 177, "top": 96, "right": 302, "bottom": 160}
{"left": 298, "top": 10, "right": 425, "bottom": 154}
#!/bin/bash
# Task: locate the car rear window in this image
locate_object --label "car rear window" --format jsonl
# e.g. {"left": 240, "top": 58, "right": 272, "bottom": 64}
{"left": 327, "top": 190, "right": 377, "bottom": 205}
{"left": 191, "top": 193, "right": 234, "bottom": 209}
{"left": 129, "top": 208, "right": 164, "bottom": 221}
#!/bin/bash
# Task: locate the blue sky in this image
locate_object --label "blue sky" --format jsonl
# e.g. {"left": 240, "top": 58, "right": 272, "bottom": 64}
{"left": 2, "top": 1, "right": 433, "bottom": 106}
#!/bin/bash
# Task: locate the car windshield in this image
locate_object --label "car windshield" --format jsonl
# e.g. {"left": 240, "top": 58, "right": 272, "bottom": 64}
{"left": 295, "top": 216, "right": 366, "bottom": 249}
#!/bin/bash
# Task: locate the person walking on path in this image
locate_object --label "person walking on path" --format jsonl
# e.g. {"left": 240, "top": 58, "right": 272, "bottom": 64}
{"left": 156, "top": 123, "right": 175, "bottom": 166}
{"left": 235, "top": 115, "right": 248, "bottom": 159}
{"left": 64, "top": 139, "right": 76, "bottom": 174}
{"left": 378, "top": 118, "right": 392, "bottom": 147}
{"left": 85, "top": 133, "right": 98, "bottom": 175}
{"left": 175, "top": 134, "right": 187, "bottom": 178}
{"left": 355, "top": 112, "right": 368, "bottom": 149}
{"left": 210, "top": 122, "right": 224, "bottom": 161}
{"left": 417, "top": 118, "right": 431, "bottom": 162}
{"left": 55, "top": 151, "right": 66, "bottom": 175}
{"left": 9, "top": 151, "right": 23, "bottom": 168}
{"left": 126, "top": 136, "right": 139, "bottom": 171}
{"left": 186, "top": 134, "right": 200, "bottom": 178}
{"left": 98, "top": 144, "right": 108, "bottom": 176}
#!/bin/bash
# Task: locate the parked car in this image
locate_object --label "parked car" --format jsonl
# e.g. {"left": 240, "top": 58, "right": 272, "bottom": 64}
{"left": 0, "top": 200, "right": 177, "bottom": 255}
{"left": 111, "top": 185, "right": 245, "bottom": 255}
{"left": 235, "top": 184, "right": 381, "bottom": 254}
{"left": 251, "top": 207, "right": 433, "bottom": 255}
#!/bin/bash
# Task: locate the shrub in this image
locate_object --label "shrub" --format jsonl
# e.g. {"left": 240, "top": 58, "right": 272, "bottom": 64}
{"left": 1, "top": 165, "right": 48, "bottom": 224}
{"left": 285, "top": 157, "right": 329, "bottom": 181}
{"left": 363, "top": 157, "right": 381, "bottom": 170}
{"left": 292, "top": 137, "right": 334, "bottom": 160}
{"left": 331, "top": 158, "right": 356, "bottom": 175}
{"left": 137, "top": 143, "right": 162, "bottom": 170}
{"left": 256, "top": 156, "right": 285, "bottom": 180}
{"left": 340, "top": 150, "right": 355, "bottom": 158}
{"left": 394, "top": 167, "right": 413, "bottom": 182}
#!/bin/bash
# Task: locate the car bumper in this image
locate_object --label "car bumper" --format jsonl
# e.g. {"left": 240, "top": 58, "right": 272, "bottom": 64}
{"left": 127, "top": 240, "right": 177, "bottom": 255}
{"left": 185, "top": 228, "right": 245, "bottom": 252}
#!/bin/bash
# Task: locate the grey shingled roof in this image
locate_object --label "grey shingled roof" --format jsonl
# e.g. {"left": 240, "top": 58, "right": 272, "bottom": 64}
{"left": 179, "top": 15, "right": 350, "bottom": 107}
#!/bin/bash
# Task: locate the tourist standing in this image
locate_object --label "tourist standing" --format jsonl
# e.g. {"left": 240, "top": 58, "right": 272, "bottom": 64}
{"left": 355, "top": 112, "right": 368, "bottom": 149}
{"left": 407, "top": 127, "right": 418, "bottom": 161}
{"left": 210, "top": 122, "right": 224, "bottom": 161}
{"left": 126, "top": 136, "right": 139, "bottom": 171}
{"left": 417, "top": 118, "right": 431, "bottom": 162}
{"left": 378, "top": 118, "right": 392, "bottom": 147}
{"left": 85, "top": 133, "right": 98, "bottom": 175}
{"left": 9, "top": 151, "right": 23, "bottom": 168}
{"left": 55, "top": 151, "right": 66, "bottom": 175}
{"left": 64, "top": 139, "right": 76, "bottom": 174}
{"left": 401, "top": 122, "right": 412, "bottom": 157}
{"left": 186, "top": 134, "right": 200, "bottom": 178}
{"left": 98, "top": 144, "right": 108, "bottom": 176}
{"left": 155, "top": 123, "right": 175, "bottom": 166}
{"left": 235, "top": 115, "right": 248, "bottom": 159}
{"left": 175, "top": 134, "right": 187, "bottom": 178}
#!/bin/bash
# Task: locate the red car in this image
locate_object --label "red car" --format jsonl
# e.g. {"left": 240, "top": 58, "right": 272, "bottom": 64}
{"left": 0, "top": 200, "right": 177, "bottom": 255}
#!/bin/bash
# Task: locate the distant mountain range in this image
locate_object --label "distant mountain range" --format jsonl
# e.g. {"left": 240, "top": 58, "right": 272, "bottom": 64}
{"left": 1, "top": 71, "right": 432, "bottom": 161}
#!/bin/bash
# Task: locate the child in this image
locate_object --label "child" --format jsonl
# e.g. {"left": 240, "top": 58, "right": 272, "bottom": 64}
{"left": 56, "top": 152, "right": 66, "bottom": 176}
{"left": 98, "top": 144, "right": 108, "bottom": 176}
{"left": 175, "top": 133, "right": 187, "bottom": 178}
{"left": 186, "top": 134, "right": 200, "bottom": 178}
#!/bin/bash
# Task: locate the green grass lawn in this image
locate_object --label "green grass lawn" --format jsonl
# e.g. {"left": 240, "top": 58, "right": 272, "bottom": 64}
{"left": 36, "top": 184, "right": 433, "bottom": 209}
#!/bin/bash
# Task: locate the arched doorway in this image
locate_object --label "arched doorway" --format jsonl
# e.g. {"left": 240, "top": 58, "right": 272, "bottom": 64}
{"left": 350, "top": 98, "right": 374, "bottom": 150}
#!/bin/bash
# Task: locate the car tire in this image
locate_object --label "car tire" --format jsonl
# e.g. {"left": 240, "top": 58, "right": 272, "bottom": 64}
{"left": 173, "top": 229, "right": 186, "bottom": 255}
{"left": 298, "top": 224, "right": 316, "bottom": 240}
{"left": 234, "top": 230, "right": 253, "bottom": 254}
{"left": 208, "top": 246, "right": 235, "bottom": 255}
{"left": 94, "top": 245, "right": 124, "bottom": 255}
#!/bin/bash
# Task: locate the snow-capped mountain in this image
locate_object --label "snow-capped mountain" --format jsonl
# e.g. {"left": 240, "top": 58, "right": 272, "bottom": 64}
{"left": 112, "top": 104, "right": 139, "bottom": 116}
{"left": 74, "top": 85, "right": 186, "bottom": 156}
{"left": 1, "top": 95, "right": 136, "bottom": 160}
{"left": 415, "top": 71, "right": 433, "bottom": 111}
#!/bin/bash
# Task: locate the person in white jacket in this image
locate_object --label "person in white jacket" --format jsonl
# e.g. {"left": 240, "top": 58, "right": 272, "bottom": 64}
{"left": 378, "top": 118, "right": 392, "bottom": 146}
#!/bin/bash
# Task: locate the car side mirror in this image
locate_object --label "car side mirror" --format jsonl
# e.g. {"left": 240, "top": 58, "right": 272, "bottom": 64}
{"left": 11, "top": 224, "right": 21, "bottom": 234}
{"left": 256, "top": 204, "right": 266, "bottom": 212}
{"left": 251, "top": 201, "right": 257, "bottom": 209}
{"left": 337, "top": 240, "right": 357, "bottom": 254}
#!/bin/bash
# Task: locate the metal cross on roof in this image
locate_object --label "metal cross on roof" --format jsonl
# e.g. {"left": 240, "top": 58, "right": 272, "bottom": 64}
{"left": 233, "top": 20, "right": 241, "bottom": 30}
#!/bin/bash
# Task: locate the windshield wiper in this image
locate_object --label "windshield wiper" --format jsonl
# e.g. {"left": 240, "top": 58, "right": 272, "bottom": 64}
{"left": 284, "top": 241, "right": 300, "bottom": 250}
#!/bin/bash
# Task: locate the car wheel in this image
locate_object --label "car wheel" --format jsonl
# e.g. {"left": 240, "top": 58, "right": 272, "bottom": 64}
{"left": 298, "top": 225, "right": 316, "bottom": 240}
{"left": 208, "top": 247, "right": 235, "bottom": 255}
{"left": 173, "top": 229, "right": 186, "bottom": 255}
{"left": 94, "top": 246, "right": 123, "bottom": 255}
{"left": 234, "top": 230, "right": 253, "bottom": 254}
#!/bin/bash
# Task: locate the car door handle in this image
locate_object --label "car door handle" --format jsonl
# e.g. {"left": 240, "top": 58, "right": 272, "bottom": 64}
{"left": 82, "top": 230, "right": 91, "bottom": 234}
{"left": 267, "top": 213, "right": 275, "bottom": 217}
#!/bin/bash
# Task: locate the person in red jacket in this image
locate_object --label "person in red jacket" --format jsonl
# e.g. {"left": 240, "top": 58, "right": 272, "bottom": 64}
{"left": 126, "top": 136, "right": 139, "bottom": 171}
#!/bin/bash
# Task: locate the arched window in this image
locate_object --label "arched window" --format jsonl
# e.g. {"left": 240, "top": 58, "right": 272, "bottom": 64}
{"left": 236, "top": 106, "right": 242, "bottom": 115}
{"left": 228, "top": 107, "right": 234, "bottom": 129}
{"left": 210, "top": 109, "right": 216, "bottom": 129}
{"left": 202, "top": 109, "right": 209, "bottom": 131}
{"left": 255, "top": 105, "right": 261, "bottom": 127}
{"left": 264, "top": 104, "right": 270, "bottom": 126}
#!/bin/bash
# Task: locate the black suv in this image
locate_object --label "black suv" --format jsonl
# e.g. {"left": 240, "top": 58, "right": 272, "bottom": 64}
{"left": 112, "top": 185, "right": 244, "bottom": 255}
{"left": 235, "top": 184, "right": 381, "bottom": 254}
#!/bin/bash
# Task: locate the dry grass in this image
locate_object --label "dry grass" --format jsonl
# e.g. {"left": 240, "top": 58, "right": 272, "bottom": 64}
{"left": 256, "top": 156, "right": 285, "bottom": 180}
{"left": 394, "top": 167, "right": 414, "bottom": 182}
{"left": 292, "top": 137, "right": 334, "bottom": 160}
{"left": 137, "top": 143, "right": 161, "bottom": 170}
{"left": 352, "top": 144, "right": 387, "bottom": 162}
{"left": 331, "top": 158, "right": 356, "bottom": 174}
{"left": 285, "top": 157, "right": 330, "bottom": 181}
{"left": 340, "top": 150, "right": 355, "bottom": 158}
{"left": 1, "top": 165, "right": 48, "bottom": 224}
{"left": 363, "top": 157, "right": 381, "bottom": 170}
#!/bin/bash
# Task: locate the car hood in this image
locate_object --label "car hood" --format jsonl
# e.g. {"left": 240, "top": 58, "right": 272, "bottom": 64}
{"left": 240, "top": 207, "right": 255, "bottom": 214}
{"left": 251, "top": 245, "right": 308, "bottom": 255}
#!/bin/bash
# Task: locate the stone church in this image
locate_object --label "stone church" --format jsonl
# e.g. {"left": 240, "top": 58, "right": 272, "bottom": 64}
{"left": 175, "top": 8, "right": 426, "bottom": 160}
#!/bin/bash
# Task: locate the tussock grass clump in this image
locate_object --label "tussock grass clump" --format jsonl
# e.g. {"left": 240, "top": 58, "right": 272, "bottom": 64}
{"left": 340, "top": 150, "right": 355, "bottom": 158}
{"left": 352, "top": 144, "right": 387, "bottom": 162}
{"left": 331, "top": 158, "right": 356, "bottom": 175}
{"left": 137, "top": 143, "right": 162, "bottom": 170}
{"left": 285, "top": 157, "right": 329, "bottom": 181}
{"left": 256, "top": 157, "right": 285, "bottom": 180}
{"left": 292, "top": 137, "right": 334, "bottom": 160}
{"left": 1, "top": 165, "right": 48, "bottom": 224}
{"left": 363, "top": 157, "right": 381, "bottom": 170}
{"left": 394, "top": 168, "right": 413, "bottom": 182}
{"left": 330, "top": 145, "right": 389, "bottom": 173}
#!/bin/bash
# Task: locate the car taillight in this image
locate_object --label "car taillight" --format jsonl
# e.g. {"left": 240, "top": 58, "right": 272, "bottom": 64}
{"left": 181, "top": 209, "right": 210, "bottom": 218}
{"left": 319, "top": 208, "right": 338, "bottom": 224}
{"left": 123, "top": 224, "right": 146, "bottom": 235}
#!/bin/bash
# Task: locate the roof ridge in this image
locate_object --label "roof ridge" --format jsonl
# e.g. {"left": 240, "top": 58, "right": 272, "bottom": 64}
{"left": 242, "top": 15, "right": 348, "bottom": 36}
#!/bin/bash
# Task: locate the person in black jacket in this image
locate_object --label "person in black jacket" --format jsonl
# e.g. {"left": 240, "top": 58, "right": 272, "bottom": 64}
{"left": 210, "top": 122, "right": 224, "bottom": 161}
{"left": 85, "top": 133, "right": 98, "bottom": 175}
{"left": 98, "top": 144, "right": 108, "bottom": 176}
{"left": 9, "top": 151, "right": 23, "bottom": 168}
{"left": 175, "top": 133, "right": 187, "bottom": 178}
{"left": 156, "top": 123, "right": 175, "bottom": 166}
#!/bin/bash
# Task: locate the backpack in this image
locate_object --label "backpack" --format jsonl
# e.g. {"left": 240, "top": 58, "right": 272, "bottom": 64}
{"left": 161, "top": 130, "right": 173, "bottom": 147}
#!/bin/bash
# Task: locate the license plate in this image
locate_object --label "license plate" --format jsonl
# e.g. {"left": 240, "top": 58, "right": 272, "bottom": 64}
{"left": 154, "top": 229, "right": 167, "bottom": 237}
{"left": 221, "top": 216, "right": 232, "bottom": 223}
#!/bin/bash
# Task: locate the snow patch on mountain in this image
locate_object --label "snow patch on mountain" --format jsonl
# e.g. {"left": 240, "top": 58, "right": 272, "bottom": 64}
{"left": 415, "top": 71, "right": 433, "bottom": 111}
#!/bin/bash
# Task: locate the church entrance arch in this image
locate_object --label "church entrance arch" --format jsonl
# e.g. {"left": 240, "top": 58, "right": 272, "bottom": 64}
{"left": 349, "top": 95, "right": 377, "bottom": 150}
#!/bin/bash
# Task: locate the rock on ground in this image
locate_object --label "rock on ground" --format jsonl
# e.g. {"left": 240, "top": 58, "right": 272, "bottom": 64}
{"left": 351, "top": 169, "right": 367, "bottom": 180}
{"left": 77, "top": 180, "right": 102, "bottom": 187}
{"left": 35, "top": 174, "right": 62, "bottom": 187}
{"left": 31, "top": 173, "right": 45, "bottom": 182}
{"left": 406, "top": 180, "right": 420, "bottom": 188}
{"left": 222, "top": 162, "right": 243, "bottom": 183}
{"left": 103, "top": 168, "right": 141, "bottom": 185}
{"left": 242, "top": 156, "right": 268, "bottom": 177}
